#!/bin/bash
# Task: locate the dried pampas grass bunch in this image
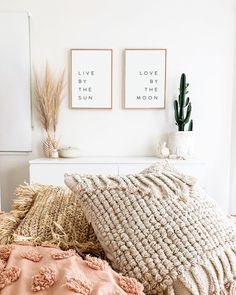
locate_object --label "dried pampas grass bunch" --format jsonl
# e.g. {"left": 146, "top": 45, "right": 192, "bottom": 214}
{"left": 34, "top": 63, "right": 65, "bottom": 157}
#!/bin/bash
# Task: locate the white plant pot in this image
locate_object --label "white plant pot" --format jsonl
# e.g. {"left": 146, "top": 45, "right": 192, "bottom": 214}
{"left": 168, "top": 131, "right": 195, "bottom": 158}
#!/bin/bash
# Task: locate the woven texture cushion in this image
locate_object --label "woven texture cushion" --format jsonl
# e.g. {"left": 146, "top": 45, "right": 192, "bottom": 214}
{"left": 65, "top": 165, "right": 236, "bottom": 295}
{"left": 0, "top": 184, "right": 102, "bottom": 257}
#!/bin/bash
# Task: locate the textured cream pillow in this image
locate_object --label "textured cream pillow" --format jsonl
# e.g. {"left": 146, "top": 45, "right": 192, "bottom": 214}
{"left": 65, "top": 166, "right": 236, "bottom": 295}
{"left": 0, "top": 184, "right": 103, "bottom": 257}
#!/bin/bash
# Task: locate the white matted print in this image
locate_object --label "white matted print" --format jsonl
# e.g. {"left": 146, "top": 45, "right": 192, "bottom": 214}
{"left": 124, "top": 49, "right": 167, "bottom": 109}
{"left": 70, "top": 49, "right": 112, "bottom": 109}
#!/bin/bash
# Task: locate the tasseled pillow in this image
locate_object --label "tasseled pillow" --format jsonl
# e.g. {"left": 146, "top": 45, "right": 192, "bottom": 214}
{"left": 65, "top": 164, "right": 236, "bottom": 295}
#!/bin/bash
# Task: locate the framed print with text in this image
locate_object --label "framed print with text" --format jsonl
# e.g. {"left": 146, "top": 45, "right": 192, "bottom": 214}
{"left": 124, "top": 49, "right": 167, "bottom": 109}
{"left": 70, "top": 49, "right": 112, "bottom": 109}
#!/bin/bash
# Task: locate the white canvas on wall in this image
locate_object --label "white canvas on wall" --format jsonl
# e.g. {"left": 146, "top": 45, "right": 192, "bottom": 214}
{"left": 70, "top": 49, "right": 112, "bottom": 109}
{"left": 0, "top": 12, "right": 31, "bottom": 152}
{"left": 124, "top": 49, "right": 166, "bottom": 109}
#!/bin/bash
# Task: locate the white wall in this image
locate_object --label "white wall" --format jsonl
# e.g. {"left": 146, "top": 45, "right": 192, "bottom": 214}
{"left": 231, "top": 103, "right": 236, "bottom": 212}
{"left": 230, "top": 19, "right": 236, "bottom": 212}
{"left": 0, "top": 0, "right": 235, "bottom": 211}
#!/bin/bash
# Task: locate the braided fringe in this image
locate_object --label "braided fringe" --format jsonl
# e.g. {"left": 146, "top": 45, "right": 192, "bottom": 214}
{"left": 65, "top": 163, "right": 196, "bottom": 200}
{"left": 140, "top": 161, "right": 196, "bottom": 185}
{"left": 0, "top": 183, "right": 49, "bottom": 244}
{"left": 163, "top": 248, "right": 236, "bottom": 295}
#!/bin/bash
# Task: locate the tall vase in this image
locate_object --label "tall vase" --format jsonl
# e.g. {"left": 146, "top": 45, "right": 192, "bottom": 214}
{"left": 168, "top": 131, "right": 195, "bottom": 159}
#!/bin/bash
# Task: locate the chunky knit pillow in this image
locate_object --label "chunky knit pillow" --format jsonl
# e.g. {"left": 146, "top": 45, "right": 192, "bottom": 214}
{"left": 0, "top": 184, "right": 103, "bottom": 257}
{"left": 65, "top": 166, "right": 236, "bottom": 295}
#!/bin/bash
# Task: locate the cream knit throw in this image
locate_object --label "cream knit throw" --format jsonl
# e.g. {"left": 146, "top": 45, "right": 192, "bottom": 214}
{"left": 65, "top": 164, "right": 236, "bottom": 295}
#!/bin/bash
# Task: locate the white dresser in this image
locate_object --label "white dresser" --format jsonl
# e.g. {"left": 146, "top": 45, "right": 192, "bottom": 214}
{"left": 29, "top": 157, "right": 206, "bottom": 187}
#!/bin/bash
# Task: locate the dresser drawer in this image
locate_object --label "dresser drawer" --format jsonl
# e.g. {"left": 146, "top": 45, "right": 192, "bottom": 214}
{"left": 29, "top": 157, "right": 206, "bottom": 189}
{"left": 30, "top": 164, "right": 118, "bottom": 186}
{"left": 118, "top": 164, "right": 150, "bottom": 175}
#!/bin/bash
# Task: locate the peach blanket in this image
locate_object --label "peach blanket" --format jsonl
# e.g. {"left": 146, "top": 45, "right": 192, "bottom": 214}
{"left": 0, "top": 244, "right": 144, "bottom": 295}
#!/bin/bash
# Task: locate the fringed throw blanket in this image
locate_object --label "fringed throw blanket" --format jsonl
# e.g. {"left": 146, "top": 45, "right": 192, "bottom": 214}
{"left": 65, "top": 164, "right": 236, "bottom": 295}
{"left": 0, "top": 244, "right": 144, "bottom": 295}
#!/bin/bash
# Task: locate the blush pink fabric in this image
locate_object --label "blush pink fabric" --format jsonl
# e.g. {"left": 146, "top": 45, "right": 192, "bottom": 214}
{"left": 0, "top": 244, "right": 144, "bottom": 295}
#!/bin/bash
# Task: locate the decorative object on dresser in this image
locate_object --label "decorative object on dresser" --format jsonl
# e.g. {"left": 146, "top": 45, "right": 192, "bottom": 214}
{"left": 58, "top": 146, "right": 80, "bottom": 158}
{"left": 124, "top": 49, "right": 167, "bottom": 109}
{"left": 34, "top": 63, "right": 65, "bottom": 158}
{"left": 70, "top": 49, "right": 113, "bottom": 109}
{"left": 65, "top": 163, "right": 236, "bottom": 295}
{"left": 168, "top": 73, "right": 195, "bottom": 159}
{"left": 0, "top": 184, "right": 103, "bottom": 257}
{"left": 51, "top": 148, "right": 59, "bottom": 158}
{"left": 156, "top": 141, "right": 170, "bottom": 158}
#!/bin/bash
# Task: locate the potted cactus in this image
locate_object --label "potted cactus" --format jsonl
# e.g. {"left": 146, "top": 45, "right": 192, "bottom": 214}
{"left": 168, "top": 73, "right": 194, "bottom": 158}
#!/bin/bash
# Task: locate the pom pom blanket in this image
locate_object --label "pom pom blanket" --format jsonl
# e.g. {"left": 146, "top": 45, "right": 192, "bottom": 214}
{"left": 0, "top": 244, "right": 144, "bottom": 295}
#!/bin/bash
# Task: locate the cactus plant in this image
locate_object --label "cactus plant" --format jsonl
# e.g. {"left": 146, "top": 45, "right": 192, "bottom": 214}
{"left": 174, "top": 73, "right": 193, "bottom": 131}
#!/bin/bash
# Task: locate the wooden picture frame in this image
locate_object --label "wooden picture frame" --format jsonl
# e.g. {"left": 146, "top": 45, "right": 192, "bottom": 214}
{"left": 124, "top": 49, "right": 167, "bottom": 109}
{"left": 70, "top": 49, "right": 113, "bottom": 109}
